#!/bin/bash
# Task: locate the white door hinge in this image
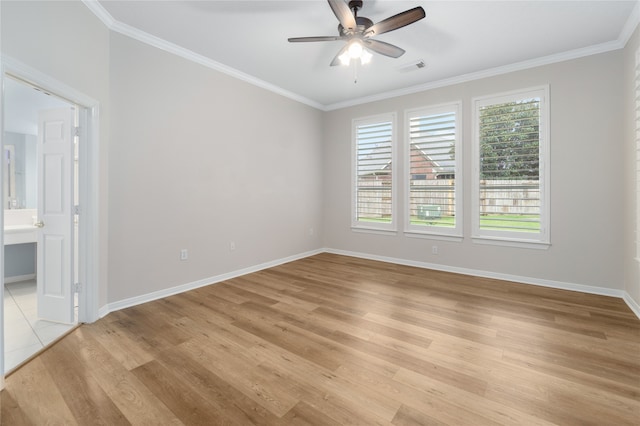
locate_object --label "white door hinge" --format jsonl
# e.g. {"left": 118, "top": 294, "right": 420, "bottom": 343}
{"left": 74, "top": 283, "right": 82, "bottom": 293}
{"left": 74, "top": 126, "right": 80, "bottom": 137}
{"left": 74, "top": 205, "right": 81, "bottom": 215}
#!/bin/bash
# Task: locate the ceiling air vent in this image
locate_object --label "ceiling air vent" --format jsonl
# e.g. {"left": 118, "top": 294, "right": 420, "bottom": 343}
{"left": 397, "top": 60, "right": 427, "bottom": 73}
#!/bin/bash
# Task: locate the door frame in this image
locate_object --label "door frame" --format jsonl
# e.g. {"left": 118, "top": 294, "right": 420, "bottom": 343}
{"left": 0, "top": 56, "right": 101, "bottom": 379}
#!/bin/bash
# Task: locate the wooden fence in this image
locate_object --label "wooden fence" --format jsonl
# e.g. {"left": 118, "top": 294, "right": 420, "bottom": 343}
{"left": 357, "top": 179, "right": 539, "bottom": 219}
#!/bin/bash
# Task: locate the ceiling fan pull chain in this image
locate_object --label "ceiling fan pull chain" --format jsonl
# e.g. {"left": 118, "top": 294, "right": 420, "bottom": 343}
{"left": 354, "top": 60, "right": 358, "bottom": 83}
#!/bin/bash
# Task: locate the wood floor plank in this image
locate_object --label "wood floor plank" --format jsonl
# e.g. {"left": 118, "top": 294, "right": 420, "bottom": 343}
{"left": 65, "top": 329, "right": 184, "bottom": 425}
{"left": 155, "top": 345, "right": 283, "bottom": 425}
{"left": 335, "top": 361, "right": 505, "bottom": 425}
{"left": 391, "top": 403, "right": 451, "bottom": 426}
{"left": 496, "top": 329, "right": 640, "bottom": 386}
{"left": 38, "top": 337, "right": 130, "bottom": 425}
{"left": 242, "top": 342, "right": 396, "bottom": 425}
{"left": 501, "top": 348, "right": 640, "bottom": 401}
{"left": 177, "top": 336, "right": 301, "bottom": 417}
{"left": 1, "top": 388, "right": 36, "bottom": 426}
{"left": 81, "top": 317, "right": 157, "bottom": 371}
{"left": 230, "top": 318, "right": 346, "bottom": 371}
{"left": 3, "top": 253, "right": 639, "bottom": 425}
{"left": 279, "top": 401, "right": 342, "bottom": 426}
{"left": 132, "top": 359, "right": 231, "bottom": 425}
{"left": 392, "top": 367, "right": 557, "bottom": 426}
{"left": 3, "top": 358, "right": 79, "bottom": 425}
{"left": 312, "top": 306, "right": 434, "bottom": 349}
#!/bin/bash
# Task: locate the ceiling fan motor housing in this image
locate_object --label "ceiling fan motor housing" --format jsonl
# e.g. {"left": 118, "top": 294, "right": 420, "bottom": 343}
{"left": 338, "top": 16, "right": 373, "bottom": 36}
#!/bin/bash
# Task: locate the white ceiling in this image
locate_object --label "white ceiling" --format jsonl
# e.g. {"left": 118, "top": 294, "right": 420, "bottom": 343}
{"left": 95, "top": 1, "right": 638, "bottom": 109}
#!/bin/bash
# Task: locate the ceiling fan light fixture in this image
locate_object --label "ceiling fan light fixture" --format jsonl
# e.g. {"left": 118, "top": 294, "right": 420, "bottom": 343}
{"left": 360, "top": 49, "right": 372, "bottom": 65}
{"left": 338, "top": 51, "right": 351, "bottom": 66}
{"left": 348, "top": 40, "right": 363, "bottom": 58}
{"left": 339, "top": 40, "right": 372, "bottom": 66}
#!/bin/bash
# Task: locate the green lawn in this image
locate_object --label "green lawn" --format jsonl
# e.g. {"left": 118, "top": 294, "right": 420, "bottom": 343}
{"left": 358, "top": 217, "right": 393, "bottom": 223}
{"left": 480, "top": 214, "right": 540, "bottom": 232}
{"left": 410, "top": 216, "right": 455, "bottom": 227}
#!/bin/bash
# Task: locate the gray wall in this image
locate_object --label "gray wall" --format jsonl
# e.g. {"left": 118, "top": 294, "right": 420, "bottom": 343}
{"left": 107, "top": 33, "right": 324, "bottom": 302}
{"left": 323, "top": 51, "right": 625, "bottom": 292}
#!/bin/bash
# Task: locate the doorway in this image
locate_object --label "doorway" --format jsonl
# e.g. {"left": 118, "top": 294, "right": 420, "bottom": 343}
{"left": 3, "top": 76, "right": 79, "bottom": 371}
{"left": 0, "top": 58, "right": 101, "bottom": 383}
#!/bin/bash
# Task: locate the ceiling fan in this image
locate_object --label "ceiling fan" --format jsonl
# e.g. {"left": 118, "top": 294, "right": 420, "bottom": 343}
{"left": 288, "top": 0, "right": 426, "bottom": 67}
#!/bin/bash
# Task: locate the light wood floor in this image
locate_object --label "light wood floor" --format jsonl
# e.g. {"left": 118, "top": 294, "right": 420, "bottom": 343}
{"left": 2, "top": 253, "right": 639, "bottom": 425}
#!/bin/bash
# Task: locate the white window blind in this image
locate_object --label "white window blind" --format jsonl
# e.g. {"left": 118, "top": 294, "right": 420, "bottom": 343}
{"left": 472, "top": 87, "right": 550, "bottom": 246}
{"left": 353, "top": 115, "right": 395, "bottom": 231}
{"left": 406, "top": 103, "right": 462, "bottom": 237}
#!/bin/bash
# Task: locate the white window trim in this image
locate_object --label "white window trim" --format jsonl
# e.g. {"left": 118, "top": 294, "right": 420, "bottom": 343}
{"left": 351, "top": 113, "right": 398, "bottom": 233}
{"left": 471, "top": 85, "right": 551, "bottom": 248}
{"left": 404, "top": 101, "right": 463, "bottom": 240}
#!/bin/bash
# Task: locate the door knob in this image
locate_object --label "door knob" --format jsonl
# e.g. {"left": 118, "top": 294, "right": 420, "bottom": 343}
{"left": 34, "top": 221, "right": 45, "bottom": 228}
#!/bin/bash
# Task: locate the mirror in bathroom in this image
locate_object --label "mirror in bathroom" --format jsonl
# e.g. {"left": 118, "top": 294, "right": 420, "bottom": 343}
{"left": 3, "top": 145, "right": 16, "bottom": 208}
{"left": 3, "top": 133, "right": 37, "bottom": 210}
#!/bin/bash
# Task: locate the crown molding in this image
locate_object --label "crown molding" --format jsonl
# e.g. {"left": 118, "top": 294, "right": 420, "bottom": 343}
{"left": 325, "top": 1, "right": 638, "bottom": 111}
{"left": 82, "top": 0, "right": 115, "bottom": 28}
{"left": 83, "top": 0, "right": 638, "bottom": 113}
{"left": 81, "top": 0, "right": 324, "bottom": 110}
{"left": 324, "top": 39, "right": 625, "bottom": 111}
{"left": 620, "top": 0, "right": 640, "bottom": 47}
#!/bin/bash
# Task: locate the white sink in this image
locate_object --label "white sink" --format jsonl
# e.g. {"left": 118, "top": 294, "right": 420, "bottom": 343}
{"left": 4, "top": 209, "right": 38, "bottom": 245}
{"left": 4, "top": 224, "right": 37, "bottom": 245}
{"left": 5, "top": 224, "right": 36, "bottom": 232}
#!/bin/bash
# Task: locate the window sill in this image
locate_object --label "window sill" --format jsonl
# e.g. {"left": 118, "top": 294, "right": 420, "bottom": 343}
{"left": 404, "top": 231, "right": 463, "bottom": 243}
{"left": 351, "top": 226, "right": 398, "bottom": 236}
{"left": 472, "top": 236, "right": 550, "bottom": 250}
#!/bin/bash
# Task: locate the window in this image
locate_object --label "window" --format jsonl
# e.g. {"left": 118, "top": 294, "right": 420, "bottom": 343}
{"left": 472, "top": 86, "right": 550, "bottom": 247}
{"left": 352, "top": 114, "right": 396, "bottom": 232}
{"left": 406, "top": 103, "right": 462, "bottom": 238}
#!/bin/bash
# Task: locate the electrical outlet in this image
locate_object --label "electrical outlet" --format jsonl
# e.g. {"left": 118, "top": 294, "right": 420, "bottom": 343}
{"left": 229, "top": 241, "right": 236, "bottom": 251}
{"left": 431, "top": 245, "right": 439, "bottom": 255}
{"left": 180, "top": 249, "right": 188, "bottom": 260}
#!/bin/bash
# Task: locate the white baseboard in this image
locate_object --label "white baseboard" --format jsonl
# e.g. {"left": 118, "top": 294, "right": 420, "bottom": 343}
{"left": 97, "top": 247, "right": 640, "bottom": 321}
{"left": 97, "top": 304, "right": 110, "bottom": 320}
{"left": 623, "top": 292, "right": 640, "bottom": 319}
{"left": 4, "top": 274, "right": 36, "bottom": 284}
{"left": 100, "top": 249, "right": 324, "bottom": 316}
{"left": 324, "top": 248, "right": 640, "bottom": 320}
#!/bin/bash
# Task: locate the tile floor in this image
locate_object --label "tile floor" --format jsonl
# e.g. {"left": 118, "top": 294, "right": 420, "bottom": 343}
{"left": 4, "top": 280, "right": 77, "bottom": 372}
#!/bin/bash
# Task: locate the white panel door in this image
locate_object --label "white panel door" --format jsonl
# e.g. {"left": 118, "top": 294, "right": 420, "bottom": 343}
{"left": 37, "top": 107, "right": 75, "bottom": 324}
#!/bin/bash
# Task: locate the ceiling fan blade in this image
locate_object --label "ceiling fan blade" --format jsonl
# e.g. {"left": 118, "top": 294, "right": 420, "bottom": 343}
{"left": 330, "top": 43, "right": 350, "bottom": 67}
{"left": 288, "top": 36, "right": 343, "bottom": 43}
{"left": 363, "top": 39, "right": 405, "bottom": 58}
{"left": 366, "top": 6, "right": 425, "bottom": 37}
{"left": 327, "top": 0, "right": 357, "bottom": 31}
